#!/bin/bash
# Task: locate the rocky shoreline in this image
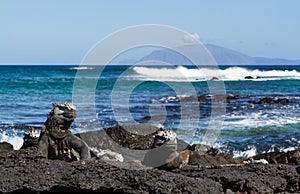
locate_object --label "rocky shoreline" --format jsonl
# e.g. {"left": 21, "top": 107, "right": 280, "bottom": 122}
{"left": 0, "top": 125, "right": 300, "bottom": 193}
{"left": 0, "top": 146, "right": 299, "bottom": 193}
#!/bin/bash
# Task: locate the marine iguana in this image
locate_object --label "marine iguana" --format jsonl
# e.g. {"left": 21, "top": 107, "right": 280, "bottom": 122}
{"left": 20, "top": 127, "right": 41, "bottom": 149}
{"left": 143, "top": 129, "right": 190, "bottom": 169}
{"left": 38, "top": 102, "right": 91, "bottom": 161}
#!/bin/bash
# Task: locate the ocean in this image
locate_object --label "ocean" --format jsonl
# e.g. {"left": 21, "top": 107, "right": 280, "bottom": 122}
{"left": 1, "top": 64, "right": 300, "bottom": 159}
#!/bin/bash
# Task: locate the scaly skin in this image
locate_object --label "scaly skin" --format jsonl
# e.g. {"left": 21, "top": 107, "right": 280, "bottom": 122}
{"left": 38, "top": 103, "right": 91, "bottom": 161}
{"left": 143, "top": 129, "right": 190, "bottom": 169}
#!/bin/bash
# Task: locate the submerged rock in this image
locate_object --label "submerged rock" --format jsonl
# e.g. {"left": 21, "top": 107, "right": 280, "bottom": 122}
{"left": 179, "top": 94, "right": 240, "bottom": 104}
{"left": 211, "top": 77, "right": 219, "bottom": 80}
{"left": 244, "top": 76, "right": 255, "bottom": 79}
{"left": 257, "top": 97, "right": 289, "bottom": 104}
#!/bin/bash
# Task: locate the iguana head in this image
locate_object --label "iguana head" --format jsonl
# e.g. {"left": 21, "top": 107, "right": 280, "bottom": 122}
{"left": 153, "top": 130, "right": 177, "bottom": 148}
{"left": 21, "top": 127, "right": 41, "bottom": 149}
{"left": 45, "top": 102, "right": 77, "bottom": 139}
{"left": 24, "top": 127, "right": 41, "bottom": 139}
{"left": 52, "top": 102, "right": 77, "bottom": 122}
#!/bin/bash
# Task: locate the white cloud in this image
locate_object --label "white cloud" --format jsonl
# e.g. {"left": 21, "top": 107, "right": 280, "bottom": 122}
{"left": 183, "top": 33, "right": 200, "bottom": 43}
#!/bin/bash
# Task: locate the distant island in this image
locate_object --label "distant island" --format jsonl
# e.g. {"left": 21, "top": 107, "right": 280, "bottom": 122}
{"left": 119, "top": 44, "right": 300, "bottom": 65}
{"left": 204, "top": 44, "right": 300, "bottom": 65}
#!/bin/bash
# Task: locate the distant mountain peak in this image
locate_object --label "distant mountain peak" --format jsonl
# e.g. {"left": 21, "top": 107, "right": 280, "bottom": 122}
{"left": 135, "top": 44, "right": 300, "bottom": 65}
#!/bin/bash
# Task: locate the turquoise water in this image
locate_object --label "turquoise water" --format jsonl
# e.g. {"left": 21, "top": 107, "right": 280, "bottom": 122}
{"left": 0, "top": 64, "right": 300, "bottom": 158}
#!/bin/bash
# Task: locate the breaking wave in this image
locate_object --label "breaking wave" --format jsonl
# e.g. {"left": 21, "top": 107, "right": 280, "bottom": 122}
{"left": 0, "top": 130, "right": 23, "bottom": 150}
{"left": 69, "top": 66, "right": 95, "bottom": 70}
{"left": 132, "top": 66, "right": 300, "bottom": 81}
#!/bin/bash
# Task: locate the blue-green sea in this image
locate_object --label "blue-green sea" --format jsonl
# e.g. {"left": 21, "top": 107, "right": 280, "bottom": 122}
{"left": 1, "top": 64, "right": 300, "bottom": 159}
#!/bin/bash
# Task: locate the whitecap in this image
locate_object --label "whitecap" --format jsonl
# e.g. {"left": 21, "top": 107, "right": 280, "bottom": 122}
{"left": 132, "top": 66, "right": 300, "bottom": 81}
{"left": 69, "top": 66, "right": 95, "bottom": 70}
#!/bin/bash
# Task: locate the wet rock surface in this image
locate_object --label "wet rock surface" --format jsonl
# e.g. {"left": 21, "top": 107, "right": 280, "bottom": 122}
{"left": 251, "top": 148, "right": 300, "bottom": 165}
{"left": 244, "top": 76, "right": 255, "bottom": 79}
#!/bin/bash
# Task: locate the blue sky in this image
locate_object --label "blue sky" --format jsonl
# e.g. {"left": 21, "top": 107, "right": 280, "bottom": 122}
{"left": 0, "top": 0, "right": 299, "bottom": 64}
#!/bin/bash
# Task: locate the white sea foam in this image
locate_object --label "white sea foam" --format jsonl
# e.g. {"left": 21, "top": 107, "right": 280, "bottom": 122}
{"left": 281, "top": 147, "right": 298, "bottom": 152}
{"left": 132, "top": 66, "right": 204, "bottom": 81}
{"left": 232, "top": 145, "right": 257, "bottom": 158}
{"left": 132, "top": 66, "right": 300, "bottom": 81}
{"left": 69, "top": 66, "right": 95, "bottom": 70}
{"left": 0, "top": 131, "right": 23, "bottom": 150}
{"left": 223, "top": 111, "right": 300, "bottom": 130}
